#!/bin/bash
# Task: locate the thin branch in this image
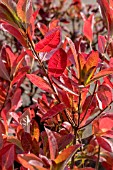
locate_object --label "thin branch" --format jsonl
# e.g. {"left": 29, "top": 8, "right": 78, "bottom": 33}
{"left": 70, "top": 128, "right": 77, "bottom": 169}
{"left": 95, "top": 145, "right": 100, "bottom": 170}
{"left": 77, "top": 91, "right": 82, "bottom": 128}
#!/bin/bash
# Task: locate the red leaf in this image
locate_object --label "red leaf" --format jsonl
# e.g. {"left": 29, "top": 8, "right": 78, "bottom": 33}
{"left": 90, "top": 68, "right": 113, "bottom": 83}
{"left": 80, "top": 95, "right": 97, "bottom": 127}
{"left": 96, "top": 136, "right": 113, "bottom": 152}
{"left": 0, "top": 144, "right": 14, "bottom": 170}
{"left": 93, "top": 116, "right": 113, "bottom": 135}
{"left": 52, "top": 77, "right": 78, "bottom": 96}
{"left": 45, "top": 127, "right": 58, "bottom": 160}
{"left": 66, "top": 37, "right": 79, "bottom": 78}
{"left": 0, "top": 21, "right": 28, "bottom": 48}
{"left": 74, "top": 168, "right": 95, "bottom": 170}
{"left": 98, "top": 35, "right": 107, "bottom": 54}
{"left": 0, "top": 120, "right": 6, "bottom": 135}
{"left": 54, "top": 144, "right": 81, "bottom": 164}
{"left": 83, "top": 14, "right": 94, "bottom": 42}
{"left": 49, "top": 19, "right": 59, "bottom": 30}
{"left": 97, "top": 0, "right": 113, "bottom": 36}
{"left": 11, "top": 66, "right": 29, "bottom": 85}
{"left": 57, "top": 133, "right": 74, "bottom": 151}
{"left": 0, "top": 47, "right": 10, "bottom": 81}
{"left": 104, "top": 77, "right": 113, "bottom": 89}
{"left": 41, "top": 103, "right": 66, "bottom": 122}
{"left": 17, "top": 0, "right": 32, "bottom": 23}
{"left": 48, "top": 48, "right": 67, "bottom": 77}
{"left": 5, "top": 46, "right": 16, "bottom": 69}
{"left": 37, "top": 22, "right": 48, "bottom": 35}
{"left": 26, "top": 74, "right": 53, "bottom": 93}
{"left": 35, "top": 27, "right": 61, "bottom": 52}
{"left": 100, "top": 115, "right": 113, "bottom": 130}
{"left": 79, "top": 53, "right": 86, "bottom": 71}
{"left": 0, "top": 132, "right": 3, "bottom": 150}
{"left": 58, "top": 90, "right": 71, "bottom": 108}
{"left": 18, "top": 153, "right": 45, "bottom": 170}
{"left": 11, "top": 88, "right": 22, "bottom": 111}
{"left": 102, "top": 130, "right": 113, "bottom": 138}
{"left": 96, "top": 85, "right": 112, "bottom": 109}
{"left": 21, "top": 132, "right": 32, "bottom": 152}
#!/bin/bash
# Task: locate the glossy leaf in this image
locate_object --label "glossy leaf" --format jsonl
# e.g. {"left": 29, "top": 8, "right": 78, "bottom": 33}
{"left": 97, "top": 0, "right": 113, "bottom": 36}
{"left": 57, "top": 133, "right": 74, "bottom": 151}
{"left": 66, "top": 37, "right": 79, "bottom": 78}
{"left": 93, "top": 116, "right": 113, "bottom": 135}
{"left": 96, "top": 84, "right": 112, "bottom": 109}
{"left": 0, "top": 120, "right": 6, "bottom": 135}
{"left": 5, "top": 46, "right": 16, "bottom": 69}
{"left": 17, "top": 0, "right": 32, "bottom": 23}
{"left": 98, "top": 35, "right": 107, "bottom": 54}
{"left": 37, "top": 22, "right": 48, "bottom": 35}
{"left": 11, "top": 66, "right": 29, "bottom": 85}
{"left": 54, "top": 144, "right": 81, "bottom": 164}
{"left": 0, "top": 86, "right": 7, "bottom": 110}
{"left": 30, "top": 119, "right": 40, "bottom": 142}
{"left": 85, "top": 51, "right": 99, "bottom": 71}
{"left": 0, "top": 144, "right": 14, "bottom": 170}
{"left": 0, "top": 132, "right": 3, "bottom": 150}
{"left": 58, "top": 90, "right": 71, "bottom": 108}
{"left": 83, "top": 14, "right": 94, "bottom": 42}
{"left": 41, "top": 103, "right": 66, "bottom": 122}
{"left": 80, "top": 95, "right": 97, "bottom": 127}
{"left": 0, "top": 47, "right": 10, "bottom": 81}
{"left": 96, "top": 136, "right": 113, "bottom": 152}
{"left": 74, "top": 168, "right": 95, "bottom": 170}
{"left": 79, "top": 51, "right": 99, "bottom": 85}
{"left": 49, "top": 19, "right": 59, "bottom": 30}
{"left": 90, "top": 68, "right": 113, "bottom": 84}
{"left": 0, "top": 21, "right": 28, "bottom": 47}
{"left": 30, "top": 138, "right": 39, "bottom": 156}
{"left": 21, "top": 132, "right": 32, "bottom": 152}
{"left": 18, "top": 153, "right": 45, "bottom": 170}
{"left": 19, "top": 109, "right": 31, "bottom": 133}
{"left": 26, "top": 74, "right": 53, "bottom": 93}
{"left": 52, "top": 77, "right": 78, "bottom": 96}
{"left": 7, "top": 136, "right": 23, "bottom": 151}
{"left": 0, "top": 2, "right": 17, "bottom": 25}
{"left": 104, "top": 77, "right": 113, "bottom": 89}
{"left": 45, "top": 127, "right": 58, "bottom": 160}
{"left": 11, "top": 88, "right": 22, "bottom": 111}
{"left": 35, "top": 27, "right": 61, "bottom": 52}
{"left": 48, "top": 48, "right": 67, "bottom": 77}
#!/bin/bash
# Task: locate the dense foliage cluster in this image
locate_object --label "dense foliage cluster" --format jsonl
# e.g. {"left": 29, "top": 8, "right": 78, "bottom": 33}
{"left": 0, "top": 0, "right": 113, "bottom": 169}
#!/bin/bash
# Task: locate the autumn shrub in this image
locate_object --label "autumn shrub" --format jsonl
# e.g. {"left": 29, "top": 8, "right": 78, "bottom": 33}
{"left": 0, "top": 0, "right": 113, "bottom": 170}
